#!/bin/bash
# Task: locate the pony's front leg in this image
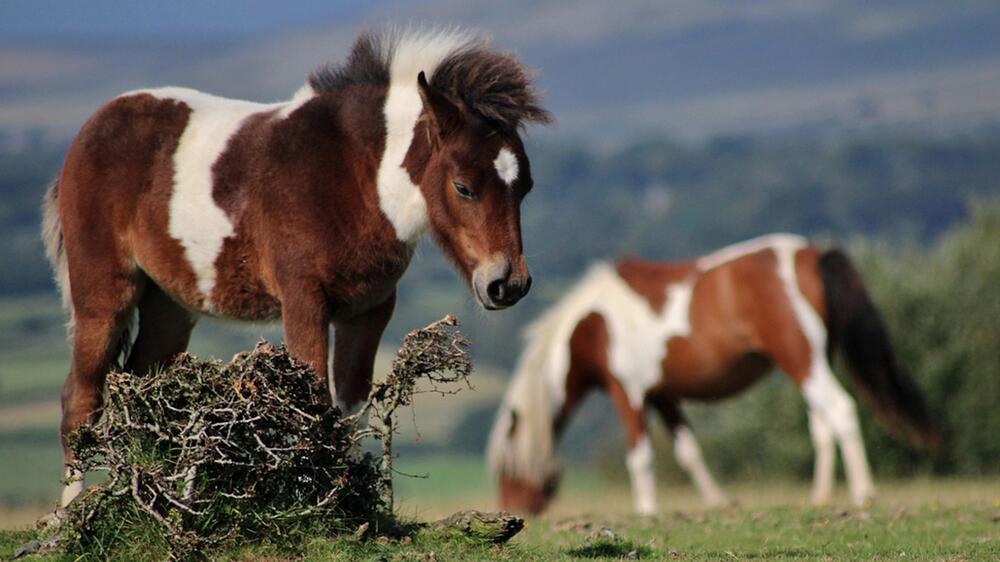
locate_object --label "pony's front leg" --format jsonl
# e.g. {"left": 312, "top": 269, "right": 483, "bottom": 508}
{"left": 625, "top": 432, "right": 657, "bottom": 515}
{"left": 605, "top": 380, "right": 657, "bottom": 514}
{"left": 671, "top": 427, "right": 729, "bottom": 507}
{"left": 281, "top": 286, "right": 332, "bottom": 400}
{"left": 331, "top": 292, "right": 396, "bottom": 413}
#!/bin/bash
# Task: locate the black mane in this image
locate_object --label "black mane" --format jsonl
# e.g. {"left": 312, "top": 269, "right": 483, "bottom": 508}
{"left": 308, "top": 33, "right": 390, "bottom": 92}
{"left": 308, "top": 29, "right": 552, "bottom": 131}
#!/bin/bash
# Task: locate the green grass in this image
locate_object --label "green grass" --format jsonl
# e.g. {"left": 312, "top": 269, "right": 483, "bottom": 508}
{"left": 6, "top": 453, "right": 996, "bottom": 560}
{"left": 2, "top": 486, "right": 997, "bottom": 561}
{"left": 392, "top": 454, "right": 609, "bottom": 521}
{"left": 2, "top": 297, "right": 997, "bottom": 559}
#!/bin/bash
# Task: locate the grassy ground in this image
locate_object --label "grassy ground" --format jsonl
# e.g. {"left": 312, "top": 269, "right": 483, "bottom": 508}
{"left": 2, "top": 297, "right": 997, "bottom": 559}
{"left": 1, "top": 479, "right": 997, "bottom": 560}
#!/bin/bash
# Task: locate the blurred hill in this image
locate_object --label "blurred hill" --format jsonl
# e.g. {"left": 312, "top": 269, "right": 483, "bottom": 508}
{"left": 3, "top": 1, "right": 1000, "bottom": 146}
{"left": 3, "top": 131, "right": 1000, "bottom": 365}
{"left": 2, "top": 1, "right": 999, "bottom": 509}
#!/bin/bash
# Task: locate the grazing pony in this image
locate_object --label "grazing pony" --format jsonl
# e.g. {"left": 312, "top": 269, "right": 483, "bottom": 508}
{"left": 487, "top": 234, "right": 939, "bottom": 514}
{"left": 43, "top": 27, "right": 551, "bottom": 506}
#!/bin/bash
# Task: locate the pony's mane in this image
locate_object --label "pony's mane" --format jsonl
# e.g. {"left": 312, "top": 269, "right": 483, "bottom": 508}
{"left": 309, "top": 27, "right": 552, "bottom": 131}
{"left": 487, "top": 263, "right": 623, "bottom": 485}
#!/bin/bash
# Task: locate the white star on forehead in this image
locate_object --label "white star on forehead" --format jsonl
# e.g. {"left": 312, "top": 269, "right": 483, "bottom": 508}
{"left": 493, "top": 147, "right": 519, "bottom": 186}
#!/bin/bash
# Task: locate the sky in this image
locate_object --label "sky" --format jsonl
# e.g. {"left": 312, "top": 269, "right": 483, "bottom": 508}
{"left": 0, "top": 1, "right": 378, "bottom": 39}
{"left": 2, "top": 1, "right": 1000, "bottom": 144}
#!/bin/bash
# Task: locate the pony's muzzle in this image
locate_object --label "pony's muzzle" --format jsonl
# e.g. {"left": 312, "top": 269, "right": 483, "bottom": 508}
{"left": 473, "top": 255, "right": 531, "bottom": 310}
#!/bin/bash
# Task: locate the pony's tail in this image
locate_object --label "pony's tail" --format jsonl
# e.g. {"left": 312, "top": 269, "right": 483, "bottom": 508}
{"left": 42, "top": 178, "right": 74, "bottom": 334}
{"left": 819, "top": 248, "right": 941, "bottom": 449}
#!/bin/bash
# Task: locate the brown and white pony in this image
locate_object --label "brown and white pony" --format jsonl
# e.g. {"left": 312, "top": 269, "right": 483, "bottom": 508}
{"left": 487, "top": 234, "right": 939, "bottom": 515}
{"left": 43, "top": 27, "right": 551, "bottom": 506}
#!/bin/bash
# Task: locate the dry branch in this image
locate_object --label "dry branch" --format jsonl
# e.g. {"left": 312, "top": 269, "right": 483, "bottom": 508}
{"left": 58, "top": 315, "right": 472, "bottom": 560}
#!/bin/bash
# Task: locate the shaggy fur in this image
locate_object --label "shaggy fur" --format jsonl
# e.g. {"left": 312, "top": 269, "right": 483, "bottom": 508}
{"left": 310, "top": 28, "right": 552, "bottom": 131}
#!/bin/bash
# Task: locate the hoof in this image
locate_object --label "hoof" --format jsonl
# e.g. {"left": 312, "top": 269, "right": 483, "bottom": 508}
{"left": 705, "top": 494, "right": 734, "bottom": 508}
{"left": 852, "top": 494, "right": 876, "bottom": 508}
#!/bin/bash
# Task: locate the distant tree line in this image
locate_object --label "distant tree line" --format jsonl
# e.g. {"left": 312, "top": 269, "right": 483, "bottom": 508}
{"left": 2, "top": 130, "right": 998, "bottom": 479}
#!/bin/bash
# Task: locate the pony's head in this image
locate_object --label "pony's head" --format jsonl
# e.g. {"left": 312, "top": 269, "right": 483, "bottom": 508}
{"left": 309, "top": 28, "right": 550, "bottom": 309}
{"left": 498, "top": 470, "right": 560, "bottom": 515}
{"left": 488, "top": 404, "right": 561, "bottom": 515}
{"left": 486, "top": 320, "right": 563, "bottom": 514}
{"left": 413, "top": 54, "right": 549, "bottom": 309}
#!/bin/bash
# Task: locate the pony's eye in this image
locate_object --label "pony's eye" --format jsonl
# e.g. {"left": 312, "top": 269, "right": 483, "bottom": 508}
{"left": 453, "top": 181, "right": 474, "bottom": 199}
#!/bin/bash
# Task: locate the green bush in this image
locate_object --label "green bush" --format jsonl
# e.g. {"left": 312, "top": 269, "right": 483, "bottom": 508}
{"left": 854, "top": 199, "right": 1000, "bottom": 476}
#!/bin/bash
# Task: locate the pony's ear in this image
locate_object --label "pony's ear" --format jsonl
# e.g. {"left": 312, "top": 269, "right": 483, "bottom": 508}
{"left": 417, "top": 71, "right": 461, "bottom": 143}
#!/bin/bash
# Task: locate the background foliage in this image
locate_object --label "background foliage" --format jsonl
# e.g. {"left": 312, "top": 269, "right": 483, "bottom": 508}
{"left": 0, "top": 130, "right": 997, "bottom": 511}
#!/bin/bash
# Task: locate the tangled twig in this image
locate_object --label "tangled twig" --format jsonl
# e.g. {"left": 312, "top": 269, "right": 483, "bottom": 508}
{"left": 60, "top": 315, "right": 472, "bottom": 560}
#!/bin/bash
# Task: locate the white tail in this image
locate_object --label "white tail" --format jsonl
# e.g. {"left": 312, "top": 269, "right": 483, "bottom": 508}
{"left": 41, "top": 178, "right": 73, "bottom": 334}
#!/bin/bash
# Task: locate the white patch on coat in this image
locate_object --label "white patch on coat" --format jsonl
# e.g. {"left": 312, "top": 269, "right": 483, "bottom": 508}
{"left": 493, "top": 147, "right": 519, "bottom": 185}
{"left": 126, "top": 86, "right": 311, "bottom": 307}
{"left": 696, "top": 233, "right": 809, "bottom": 271}
{"left": 625, "top": 435, "right": 656, "bottom": 514}
{"left": 280, "top": 83, "right": 316, "bottom": 117}
{"left": 773, "top": 236, "right": 875, "bottom": 505}
{"left": 524, "top": 264, "right": 696, "bottom": 412}
{"left": 771, "top": 236, "right": 861, "bottom": 440}
{"left": 376, "top": 28, "right": 475, "bottom": 244}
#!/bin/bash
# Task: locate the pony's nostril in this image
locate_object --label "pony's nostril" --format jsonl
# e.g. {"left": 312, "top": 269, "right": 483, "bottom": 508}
{"left": 487, "top": 278, "right": 506, "bottom": 303}
{"left": 523, "top": 275, "right": 532, "bottom": 296}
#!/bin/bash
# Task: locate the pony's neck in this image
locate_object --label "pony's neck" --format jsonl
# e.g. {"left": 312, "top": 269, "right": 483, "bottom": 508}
{"left": 304, "top": 84, "right": 436, "bottom": 246}
{"left": 373, "top": 80, "right": 436, "bottom": 245}
{"left": 486, "top": 343, "right": 562, "bottom": 486}
{"left": 401, "top": 121, "right": 434, "bottom": 184}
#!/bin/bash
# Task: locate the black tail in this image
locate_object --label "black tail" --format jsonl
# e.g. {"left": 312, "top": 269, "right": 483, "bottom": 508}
{"left": 819, "top": 249, "right": 941, "bottom": 449}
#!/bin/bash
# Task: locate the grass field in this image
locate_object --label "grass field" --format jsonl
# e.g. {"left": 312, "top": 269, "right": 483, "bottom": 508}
{"left": 1, "top": 477, "right": 997, "bottom": 560}
{"left": 2, "top": 297, "right": 998, "bottom": 559}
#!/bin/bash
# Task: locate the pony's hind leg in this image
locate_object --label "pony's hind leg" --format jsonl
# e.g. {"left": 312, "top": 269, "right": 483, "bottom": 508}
{"left": 124, "top": 281, "right": 197, "bottom": 376}
{"left": 770, "top": 350, "right": 875, "bottom": 505}
{"left": 648, "top": 394, "right": 729, "bottom": 506}
{"left": 755, "top": 282, "right": 875, "bottom": 506}
{"left": 801, "top": 361, "right": 875, "bottom": 505}
{"left": 808, "top": 410, "right": 836, "bottom": 504}
{"left": 60, "top": 275, "right": 140, "bottom": 506}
